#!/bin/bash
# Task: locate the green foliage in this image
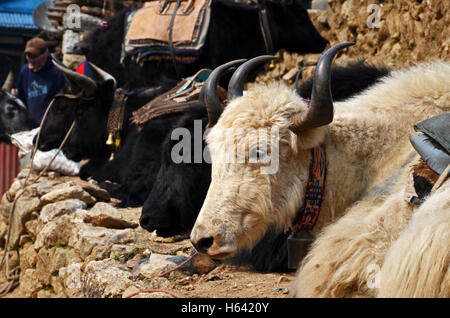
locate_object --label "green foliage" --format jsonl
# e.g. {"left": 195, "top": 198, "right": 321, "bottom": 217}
{"left": 114, "top": 248, "right": 145, "bottom": 263}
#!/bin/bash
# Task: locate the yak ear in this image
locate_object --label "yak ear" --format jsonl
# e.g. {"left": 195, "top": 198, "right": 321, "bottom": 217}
{"left": 97, "top": 78, "right": 116, "bottom": 109}
{"left": 294, "top": 124, "right": 328, "bottom": 151}
{"left": 287, "top": 99, "right": 328, "bottom": 151}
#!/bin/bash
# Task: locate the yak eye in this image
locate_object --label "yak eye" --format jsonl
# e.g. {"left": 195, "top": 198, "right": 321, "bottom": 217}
{"left": 5, "top": 104, "right": 16, "bottom": 117}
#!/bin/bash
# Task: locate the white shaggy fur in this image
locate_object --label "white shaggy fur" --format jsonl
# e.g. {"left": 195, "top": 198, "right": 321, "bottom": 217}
{"left": 377, "top": 180, "right": 450, "bottom": 298}
{"left": 191, "top": 61, "right": 450, "bottom": 296}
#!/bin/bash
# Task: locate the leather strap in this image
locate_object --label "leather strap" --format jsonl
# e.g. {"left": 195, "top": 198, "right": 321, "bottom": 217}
{"left": 258, "top": 0, "right": 274, "bottom": 55}
{"left": 169, "top": 0, "right": 183, "bottom": 79}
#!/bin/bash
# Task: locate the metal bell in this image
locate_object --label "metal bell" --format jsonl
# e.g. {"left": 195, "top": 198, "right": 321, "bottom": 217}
{"left": 114, "top": 132, "right": 121, "bottom": 149}
{"left": 287, "top": 230, "right": 315, "bottom": 270}
{"left": 269, "top": 60, "right": 276, "bottom": 69}
{"left": 106, "top": 132, "right": 114, "bottom": 146}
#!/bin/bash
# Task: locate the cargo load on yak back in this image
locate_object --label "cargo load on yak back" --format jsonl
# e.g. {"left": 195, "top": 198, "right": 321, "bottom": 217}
{"left": 0, "top": 62, "right": 38, "bottom": 144}
{"left": 87, "top": 0, "right": 328, "bottom": 89}
{"left": 188, "top": 42, "right": 450, "bottom": 294}
{"left": 139, "top": 54, "right": 391, "bottom": 272}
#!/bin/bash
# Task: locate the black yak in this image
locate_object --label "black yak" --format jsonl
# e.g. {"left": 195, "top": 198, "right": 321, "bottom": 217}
{"left": 0, "top": 64, "right": 38, "bottom": 144}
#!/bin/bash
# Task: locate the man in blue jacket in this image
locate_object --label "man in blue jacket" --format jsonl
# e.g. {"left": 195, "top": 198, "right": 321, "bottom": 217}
{"left": 17, "top": 37, "right": 66, "bottom": 124}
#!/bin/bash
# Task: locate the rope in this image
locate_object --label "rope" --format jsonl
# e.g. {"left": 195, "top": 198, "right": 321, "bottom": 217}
{"left": 0, "top": 98, "right": 75, "bottom": 297}
{"left": 168, "top": 0, "right": 182, "bottom": 80}
{"left": 157, "top": 250, "right": 197, "bottom": 277}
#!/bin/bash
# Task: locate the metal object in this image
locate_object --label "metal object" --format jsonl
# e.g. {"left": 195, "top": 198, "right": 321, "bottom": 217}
{"left": 287, "top": 230, "right": 315, "bottom": 270}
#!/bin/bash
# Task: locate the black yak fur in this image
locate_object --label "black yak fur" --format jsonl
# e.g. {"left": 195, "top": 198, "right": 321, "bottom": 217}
{"left": 88, "top": 0, "right": 327, "bottom": 88}
{"left": 0, "top": 90, "right": 38, "bottom": 144}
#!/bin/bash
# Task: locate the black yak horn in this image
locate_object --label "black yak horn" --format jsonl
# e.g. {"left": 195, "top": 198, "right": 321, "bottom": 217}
{"left": 52, "top": 59, "right": 97, "bottom": 97}
{"left": 227, "top": 55, "right": 277, "bottom": 100}
{"left": 289, "top": 42, "right": 355, "bottom": 134}
{"left": 89, "top": 62, "right": 117, "bottom": 89}
{"left": 204, "top": 59, "right": 246, "bottom": 127}
{"left": 51, "top": 54, "right": 80, "bottom": 94}
{"left": 1, "top": 65, "right": 14, "bottom": 92}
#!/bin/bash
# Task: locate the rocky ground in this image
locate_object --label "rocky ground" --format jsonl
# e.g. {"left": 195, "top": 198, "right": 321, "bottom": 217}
{"left": 256, "top": 0, "right": 450, "bottom": 85}
{"left": 0, "top": 169, "right": 294, "bottom": 298}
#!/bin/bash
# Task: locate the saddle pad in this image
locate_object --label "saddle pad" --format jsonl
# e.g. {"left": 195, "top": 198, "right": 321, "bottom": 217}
{"left": 414, "top": 113, "right": 450, "bottom": 154}
{"left": 132, "top": 69, "right": 215, "bottom": 127}
{"left": 126, "top": 0, "right": 209, "bottom": 46}
{"left": 410, "top": 133, "right": 450, "bottom": 176}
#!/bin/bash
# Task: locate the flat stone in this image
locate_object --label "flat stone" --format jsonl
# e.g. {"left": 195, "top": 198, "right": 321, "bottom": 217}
{"left": 19, "top": 242, "right": 37, "bottom": 271}
{"left": 24, "top": 218, "right": 42, "bottom": 238}
{"left": 9, "top": 196, "right": 41, "bottom": 248}
{"left": 71, "top": 180, "right": 111, "bottom": 202}
{"left": 18, "top": 268, "right": 43, "bottom": 298}
{"left": 88, "top": 202, "right": 122, "bottom": 218}
{"left": 82, "top": 259, "right": 134, "bottom": 298}
{"left": 39, "top": 199, "right": 87, "bottom": 223}
{"left": 84, "top": 214, "right": 138, "bottom": 229}
{"left": 59, "top": 263, "right": 85, "bottom": 298}
{"left": 35, "top": 248, "right": 52, "bottom": 285}
{"left": 69, "top": 224, "right": 135, "bottom": 260}
{"left": 134, "top": 253, "right": 188, "bottom": 278}
{"left": 33, "top": 216, "right": 75, "bottom": 251}
{"left": 40, "top": 186, "right": 96, "bottom": 207}
{"left": 51, "top": 275, "right": 67, "bottom": 298}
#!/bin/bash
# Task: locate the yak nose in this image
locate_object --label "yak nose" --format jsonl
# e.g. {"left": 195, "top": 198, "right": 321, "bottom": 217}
{"left": 191, "top": 225, "right": 214, "bottom": 253}
{"left": 193, "top": 237, "right": 214, "bottom": 254}
{"left": 139, "top": 214, "right": 155, "bottom": 232}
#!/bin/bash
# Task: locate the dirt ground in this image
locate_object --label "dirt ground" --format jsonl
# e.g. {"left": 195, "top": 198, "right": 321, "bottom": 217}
{"left": 159, "top": 259, "right": 295, "bottom": 298}
{"left": 106, "top": 209, "right": 296, "bottom": 299}
{"left": 119, "top": 209, "right": 296, "bottom": 299}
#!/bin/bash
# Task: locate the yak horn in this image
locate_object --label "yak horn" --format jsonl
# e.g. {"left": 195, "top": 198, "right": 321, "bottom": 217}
{"left": 89, "top": 62, "right": 117, "bottom": 89}
{"left": 203, "top": 59, "right": 246, "bottom": 127}
{"left": 51, "top": 54, "right": 80, "bottom": 94}
{"left": 2, "top": 64, "right": 14, "bottom": 92}
{"left": 52, "top": 59, "right": 97, "bottom": 97}
{"left": 227, "top": 55, "right": 276, "bottom": 100}
{"left": 289, "top": 42, "right": 355, "bottom": 134}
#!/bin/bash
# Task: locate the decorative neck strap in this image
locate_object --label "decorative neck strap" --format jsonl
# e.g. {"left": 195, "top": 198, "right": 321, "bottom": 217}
{"left": 106, "top": 88, "right": 128, "bottom": 157}
{"left": 295, "top": 143, "right": 327, "bottom": 231}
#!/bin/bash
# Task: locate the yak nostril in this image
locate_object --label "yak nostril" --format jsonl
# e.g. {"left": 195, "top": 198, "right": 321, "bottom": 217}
{"left": 139, "top": 215, "right": 151, "bottom": 229}
{"left": 195, "top": 237, "right": 214, "bottom": 254}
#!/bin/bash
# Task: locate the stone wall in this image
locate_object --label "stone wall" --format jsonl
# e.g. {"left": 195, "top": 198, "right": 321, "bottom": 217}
{"left": 0, "top": 169, "right": 208, "bottom": 298}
